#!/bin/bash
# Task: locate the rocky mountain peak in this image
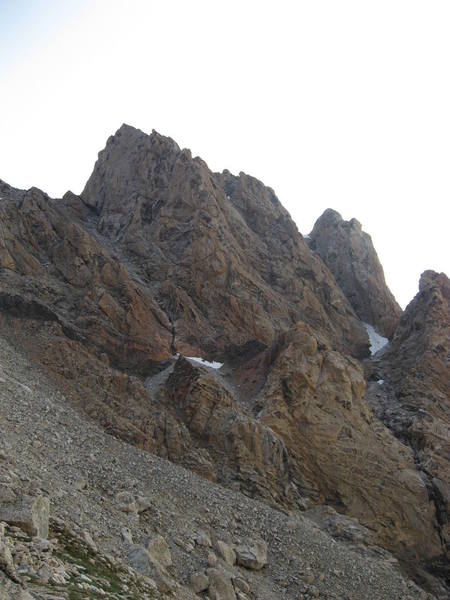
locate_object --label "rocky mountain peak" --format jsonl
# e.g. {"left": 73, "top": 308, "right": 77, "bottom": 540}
{"left": 77, "top": 126, "right": 370, "bottom": 358}
{"left": 419, "top": 269, "right": 449, "bottom": 293}
{"left": 309, "top": 208, "right": 402, "bottom": 338}
{"left": 1, "top": 125, "right": 449, "bottom": 597}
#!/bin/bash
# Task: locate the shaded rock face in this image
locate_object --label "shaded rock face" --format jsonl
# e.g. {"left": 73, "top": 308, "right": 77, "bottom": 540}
{"left": 0, "top": 180, "right": 172, "bottom": 376}
{"left": 309, "top": 208, "right": 401, "bottom": 338}
{"left": 366, "top": 271, "right": 450, "bottom": 578}
{"left": 81, "top": 124, "right": 368, "bottom": 358}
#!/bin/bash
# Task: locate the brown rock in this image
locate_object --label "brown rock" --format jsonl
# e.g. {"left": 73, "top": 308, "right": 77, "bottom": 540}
{"left": 0, "top": 130, "right": 446, "bottom": 592}
{"left": 191, "top": 571, "right": 209, "bottom": 593}
{"left": 164, "top": 357, "right": 296, "bottom": 505}
{"left": 233, "top": 322, "right": 442, "bottom": 565}
{"left": 214, "top": 540, "right": 236, "bottom": 566}
{"left": 207, "top": 568, "right": 236, "bottom": 600}
{"left": 80, "top": 125, "right": 368, "bottom": 358}
{"left": 309, "top": 208, "right": 402, "bottom": 338}
{"left": 145, "top": 534, "right": 172, "bottom": 568}
{"left": 0, "top": 182, "right": 172, "bottom": 376}
{"left": 367, "top": 271, "right": 450, "bottom": 575}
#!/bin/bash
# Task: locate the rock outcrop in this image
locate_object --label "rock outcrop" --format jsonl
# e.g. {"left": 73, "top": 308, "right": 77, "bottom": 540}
{"left": 366, "top": 271, "right": 450, "bottom": 581}
{"left": 0, "top": 180, "right": 172, "bottom": 376}
{"left": 229, "top": 322, "right": 442, "bottom": 567}
{"left": 1, "top": 331, "right": 438, "bottom": 600}
{"left": 309, "top": 208, "right": 402, "bottom": 337}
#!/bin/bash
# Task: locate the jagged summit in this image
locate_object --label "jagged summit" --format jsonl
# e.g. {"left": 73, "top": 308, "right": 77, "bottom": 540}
{"left": 309, "top": 208, "right": 402, "bottom": 338}
{"left": 78, "top": 124, "right": 368, "bottom": 358}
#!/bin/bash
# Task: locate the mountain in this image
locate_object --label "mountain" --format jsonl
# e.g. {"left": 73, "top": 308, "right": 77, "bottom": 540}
{"left": 308, "top": 208, "right": 402, "bottom": 338}
{"left": 0, "top": 124, "right": 448, "bottom": 598}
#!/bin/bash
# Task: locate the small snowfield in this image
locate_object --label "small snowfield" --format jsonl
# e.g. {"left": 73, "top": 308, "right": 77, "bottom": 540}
{"left": 186, "top": 356, "right": 223, "bottom": 370}
{"left": 363, "top": 323, "right": 389, "bottom": 355}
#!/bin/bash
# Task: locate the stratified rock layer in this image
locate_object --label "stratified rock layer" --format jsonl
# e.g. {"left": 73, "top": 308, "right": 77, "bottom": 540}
{"left": 309, "top": 208, "right": 401, "bottom": 337}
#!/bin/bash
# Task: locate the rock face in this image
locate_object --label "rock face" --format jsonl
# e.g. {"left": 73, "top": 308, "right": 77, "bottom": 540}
{"left": 0, "top": 125, "right": 448, "bottom": 594}
{"left": 163, "top": 357, "right": 296, "bottom": 504}
{"left": 366, "top": 270, "right": 450, "bottom": 580}
{"left": 0, "top": 180, "right": 172, "bottom": 376}
{"left": 0, "top": 331, "right": 443, "bottom": 600}
{"left": 80, "top": 124, "right": 368, "bottom": 358}
{"left": 230, "top": 322, "right": 442, "bottom": 567}
{"left": 309, "top": 208, "right": 401, "bottom": 337}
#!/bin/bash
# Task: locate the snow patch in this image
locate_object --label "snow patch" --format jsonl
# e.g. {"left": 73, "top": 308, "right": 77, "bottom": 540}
{"left": 363, "top": 323, "right": 389, "bottom": 355}
{"left": 186, "top": 356, "right": 223, "bottom": 369}
{"left": 377, "top": 379, "right": 384, "bottom": 385}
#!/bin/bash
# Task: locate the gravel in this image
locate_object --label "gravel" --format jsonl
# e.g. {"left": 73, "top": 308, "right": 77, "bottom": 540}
{"left": 0, "top": 333, "right": 435, "bottom": 600}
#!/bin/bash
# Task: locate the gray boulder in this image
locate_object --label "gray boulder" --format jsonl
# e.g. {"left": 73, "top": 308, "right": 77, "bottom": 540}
{"left": 207, "top": 568, "right": 236, "bottom": 600}
{"left": 235, "top": 539, "right": 267, "bottom": 570}
{"left": 0, "top": 495, "right": 49, "bottom": 539}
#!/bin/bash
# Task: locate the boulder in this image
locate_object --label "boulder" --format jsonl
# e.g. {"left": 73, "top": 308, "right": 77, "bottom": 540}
{"left": 195, "top": 531, "right": 212, "bottom": 547}
{"left": 115, "top": 491, "right": 137, "bottom": 513}
{"left": 128, "top": 544, "right": 174, "bottom": 593}
{"left": 0, "top": 495, "right": 49, "bottom": 539}
{"left": 190, "top": 570, "right": 209, "bottom": 593}
{"left": 233, "top": 577, "right": 250, "bottom": 594}
{"left": 207, "top": 568, "right": 236, "bottom": 600}
{"left": 145, "top": 534, "right": 172, "bottom": 568}
{"left": 121, "top": 527, "right": 133, "bottom": 544}
{"left": 235, "top": 539, "right": 267, "bottom": 570}
{"left": 214, "top": 540, "right": 236, "bottom": 566}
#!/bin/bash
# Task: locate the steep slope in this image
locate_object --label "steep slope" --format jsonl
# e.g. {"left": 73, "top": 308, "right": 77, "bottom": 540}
{"left": 80, "top": 124, "right": 368, "bottom": 358}
{"left": 0, "top": 332, "right": 441, "bottom": 599}
{"left": 366, "top": 271, "right": 450, "bottom": 583}
{"left": 224, "top": 323, "right": 441, "bottom": 568}
{"left": 309, "top": 208, "right": 402, "bottom": 338}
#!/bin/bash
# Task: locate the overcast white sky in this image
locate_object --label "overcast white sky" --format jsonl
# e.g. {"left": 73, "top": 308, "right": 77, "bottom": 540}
{"left": 0, "top": 0, "right": 448, "bottom": 308}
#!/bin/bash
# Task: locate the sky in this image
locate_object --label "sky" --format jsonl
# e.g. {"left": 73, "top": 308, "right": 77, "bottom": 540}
{"left": 0, "top": 0, "right": 449, "bottom": 308}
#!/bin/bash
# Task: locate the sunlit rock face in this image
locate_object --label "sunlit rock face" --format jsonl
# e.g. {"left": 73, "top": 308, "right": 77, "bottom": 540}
{"left": 308, "top": 208, "right": 402, "bottom": 338}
